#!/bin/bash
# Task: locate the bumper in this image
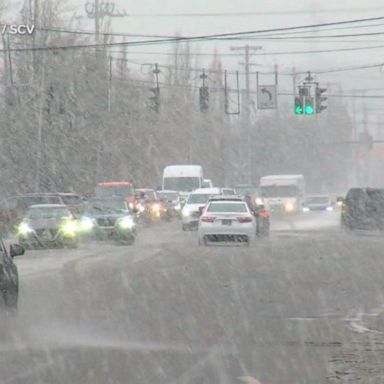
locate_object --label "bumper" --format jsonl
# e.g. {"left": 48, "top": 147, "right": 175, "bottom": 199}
{"left": 198, "top": 222, "right": 255, "bottom": 244}
{"left": 182, "top": 213, "right": 200, "bottom": 225}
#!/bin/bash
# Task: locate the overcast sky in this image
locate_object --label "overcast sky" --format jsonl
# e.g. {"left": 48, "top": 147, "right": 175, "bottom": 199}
{"left": 8, "top": 0, "right": 384, "bottom": 131}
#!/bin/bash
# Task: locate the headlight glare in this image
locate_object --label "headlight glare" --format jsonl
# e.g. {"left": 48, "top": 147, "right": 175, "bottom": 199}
{"left": 61, "top": 220, "right": 77, "bottom": 236}
{"left": 118, "top": 216, "right": 135, "bottom": 229}
{"left": 18, "top": 222, "right": 33, "bottom": 236}
{"left": 80, "top": 217, "right": 94, "bottom": 231}
{"left": 284, "top": 202, "right": 294, "bottom": 212}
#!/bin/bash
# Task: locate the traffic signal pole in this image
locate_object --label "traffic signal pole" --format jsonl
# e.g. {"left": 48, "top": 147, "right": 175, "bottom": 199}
{"left": 230, "top": 45, "right": 262, "bottom": 183}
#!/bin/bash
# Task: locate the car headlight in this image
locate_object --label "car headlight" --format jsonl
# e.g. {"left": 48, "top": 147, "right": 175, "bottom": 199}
{"left": 284, "top": 202, "right": 294, "bottom": 212}
{"left": 79, "top": 217, "right": 94, "bottom": 231}
{"left": 61, "top": 220, "right": 77, "bottom": 236}
{"left": 302, "top": 206, "right": 310, "bottom": 213}
{"left": 137, "top": 203, "right": 145, "bottom": 213}
{"left": 18, "top": 222, "right": 33, "bottom": 236}
{"left": 129, "top": 202, "right": 134, "bottom": 210}
{"left": 326, "top": 206, "right": 334, "bottom": 211}
{"left": 117, "top": 216, "right": 135, "bottom": 229}
{"left": 175, "top": 203, "right": 181, "bottom": 211}
{"left": 151, "top": 203, "right": 160, "bottom": 212}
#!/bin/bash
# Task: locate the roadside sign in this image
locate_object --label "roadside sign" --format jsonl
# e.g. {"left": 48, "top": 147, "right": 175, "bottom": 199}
{"left": 257, "top": 85, "right": 277, "bottom": 109}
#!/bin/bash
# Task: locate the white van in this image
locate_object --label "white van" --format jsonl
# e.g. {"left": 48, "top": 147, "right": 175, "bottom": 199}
{"left": 260, "top": 174, "right": 305, "bottom": 213}
{"left": 162, "top": 165, "right": 203, "bottom": 199}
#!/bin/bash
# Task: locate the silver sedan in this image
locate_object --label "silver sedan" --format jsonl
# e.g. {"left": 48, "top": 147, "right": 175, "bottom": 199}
{"left": 198, "top": 201, "right": 256, "bottom": 246}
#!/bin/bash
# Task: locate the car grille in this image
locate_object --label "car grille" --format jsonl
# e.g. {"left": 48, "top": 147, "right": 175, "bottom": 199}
{"left": 35, "top": 229, "right": 58, "bottom": 239}
{"left": 97, "top": 218, "right": 116, "bottom": 227}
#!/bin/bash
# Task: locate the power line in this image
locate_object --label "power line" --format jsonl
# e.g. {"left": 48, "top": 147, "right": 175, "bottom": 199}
{"left": 36, "top": 20, "right": 384, "bottom": 40}
{"left": 4, "top": 15, "right": 384, "bottom": 52}
{"left": 113, "top": 8, "right": 384, "bottom": 17}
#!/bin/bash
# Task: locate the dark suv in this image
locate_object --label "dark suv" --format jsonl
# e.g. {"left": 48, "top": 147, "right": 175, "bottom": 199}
{"left": 0, "top": 241, "right": 24, "bottom": 309}
{"left": 341, "top": 188, "right": 384, "bottom": 231}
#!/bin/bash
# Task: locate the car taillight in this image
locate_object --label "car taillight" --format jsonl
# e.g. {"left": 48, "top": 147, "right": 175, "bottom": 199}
{"left": 259, "top": 210, "right": 270, "bottom": 219}
{"left": 237, "top": 217, "right": 252, "bottom": 223}
{"left": 201, "top": 216, "right": 215, "bottom": 223}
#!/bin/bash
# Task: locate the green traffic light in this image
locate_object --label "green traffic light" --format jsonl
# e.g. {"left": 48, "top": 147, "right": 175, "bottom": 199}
{"left": 305, "top": 105, "right": 314, "bottom": 115}
{"left": 295, "top": 105, "right": 303, "bottom": 115}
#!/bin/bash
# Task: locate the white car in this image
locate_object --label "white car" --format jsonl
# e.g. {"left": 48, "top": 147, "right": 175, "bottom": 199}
{"left": 198, "top": 200, "right": 256, "bottom": 246}
{"left": 181, "top": 188, "right": 222, "bottom": 230}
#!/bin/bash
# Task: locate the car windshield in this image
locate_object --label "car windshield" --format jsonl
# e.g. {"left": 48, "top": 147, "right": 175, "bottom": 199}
{"left": 261, "top": 185, "right": 298, "bottom": 197}
{"left": 305, "top": 196, "right": 330, "bottom": 205}
{"left": 85, "top": 200, "right": 128, "bottom": 214}
{"left": 207, "top": 202, "right": 248, "bottom": 213}
{"left": 157, "top": 192, "right": 178, "bottom": 201}
{"left": 26, "top": 207, "right": 70, "bottom": 219}
{"left": 137, "top": 190, "right": 156, "bottom": 200}
{"left": 20, "top": 196, "right": 62, "bottom": 209}
{"left": 187, "top": 194, "right": 211, "bottom": 204}
{"left": 163, "top": 177, "right": 200, "bottom": 192}
{"left": 60, "top": 195, "right": 82, "bottom": 205}
{"left": 95, "top": 185, "right": 134, "bottom": 198}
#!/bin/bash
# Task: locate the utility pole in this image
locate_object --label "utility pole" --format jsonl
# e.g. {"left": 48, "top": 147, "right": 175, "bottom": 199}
{"left": 230, "top": 45, "right": 262, "bottom": 184}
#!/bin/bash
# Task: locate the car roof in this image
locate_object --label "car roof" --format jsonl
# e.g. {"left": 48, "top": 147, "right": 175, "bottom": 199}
{"left": 191, "top": 188, "right": 221, "bottom": 195}
{"left": 28, "top": 204, "right": 68, "bottom": 209}
{"left": 306, "top": 195, "right": 330, "bottom": 198}
{"left": 208, "top": 200, "right": 246, "bottom": 204}
{"left": 158, "top": 190, "right": 178, "bottom": 194}
{"left": 208, "top": 195, "right": 243, "bottom": 201}
{"left": 136, "top": 188, "right": 155, "bottom": 192}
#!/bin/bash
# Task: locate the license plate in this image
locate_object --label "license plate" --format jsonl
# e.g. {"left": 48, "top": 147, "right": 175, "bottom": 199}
{"left": 222, "top": 219, "right": 232, "bottom": 226}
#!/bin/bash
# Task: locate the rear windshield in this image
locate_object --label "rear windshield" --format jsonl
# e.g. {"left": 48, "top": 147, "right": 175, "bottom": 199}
{"left": 207, "top": 202, "right": 248, "bottom": 213}
{"left": 187, "top": 194, "right": 211, "bottom": 204}
{"left": 346, "top": 189, "right": 384, "bottom": 212}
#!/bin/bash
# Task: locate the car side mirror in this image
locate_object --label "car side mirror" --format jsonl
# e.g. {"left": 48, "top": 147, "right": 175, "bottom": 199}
{"left": 10, "top": 244, "right": 25, "bottom": 257}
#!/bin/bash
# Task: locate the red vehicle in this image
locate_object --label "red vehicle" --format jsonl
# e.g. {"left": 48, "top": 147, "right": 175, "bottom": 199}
{"left": 95, "top": 182, "right": 137, "bottom": 210}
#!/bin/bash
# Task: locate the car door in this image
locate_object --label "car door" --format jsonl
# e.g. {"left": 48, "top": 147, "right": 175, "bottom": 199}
{"left": 0, "top": 239, "right": 18, "bottom": 308}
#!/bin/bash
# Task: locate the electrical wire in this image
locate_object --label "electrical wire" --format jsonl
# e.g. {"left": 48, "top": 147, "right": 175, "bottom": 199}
{"left": 4, "top": 15, "right": 384, "bottom": 51}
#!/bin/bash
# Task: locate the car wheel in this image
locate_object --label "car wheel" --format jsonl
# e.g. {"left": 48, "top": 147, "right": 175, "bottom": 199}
{"left": 122, "top": 236, "right": 135, "bottom": 246}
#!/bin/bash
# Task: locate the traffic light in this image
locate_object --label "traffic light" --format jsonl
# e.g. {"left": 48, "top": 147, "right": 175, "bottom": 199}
{"left": 315, "top": 86, "right": 327, "bottom": 113}
{"left": 294, "top": 96, "right": 303, "bottom": 115}
{"left": 199, "top": 86, "right": 209, "bottom": 112}
{"left": 304, "top": 97, "right": 315, "bottom": 115}
{"left": 149, "top": 86, "right": 160, "bottom": 112}
{"left": 294, "top": 95, "right": 314, "bottom": 115}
